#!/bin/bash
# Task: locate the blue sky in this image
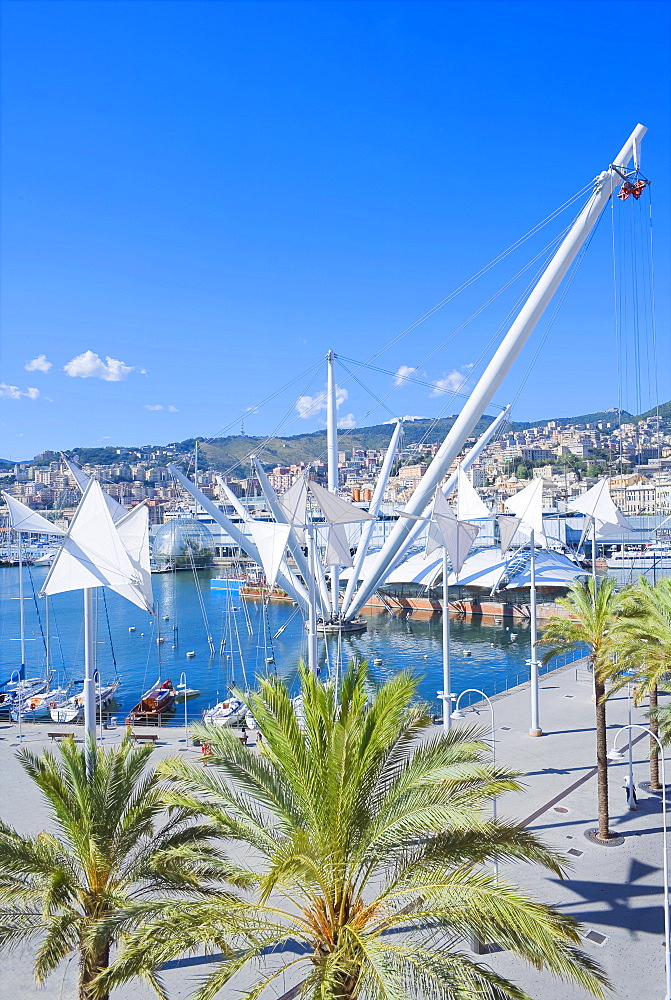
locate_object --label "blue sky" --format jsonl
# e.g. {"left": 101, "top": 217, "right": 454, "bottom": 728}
{"left": 1, "top": 0, "right": 669, "bottom": 459}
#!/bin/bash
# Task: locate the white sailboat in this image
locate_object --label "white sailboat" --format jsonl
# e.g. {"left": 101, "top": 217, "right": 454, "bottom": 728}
{"left": 202, "top": 696, "right": 246, "bottom": 727}
{"left": 50, "top": 680, "right": 119, "bottom": 725}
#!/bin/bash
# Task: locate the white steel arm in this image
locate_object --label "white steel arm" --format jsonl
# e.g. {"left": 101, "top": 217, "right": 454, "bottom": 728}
{"left": 167, "top": 463, "right": 309, "bottom": 611}
{"left": 345, "top": 124, "right": 646, "bottom": 620}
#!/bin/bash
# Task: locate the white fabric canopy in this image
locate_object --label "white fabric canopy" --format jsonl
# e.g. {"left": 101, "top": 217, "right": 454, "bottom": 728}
{"left": 425, "top": 488, "right": 479, "bottom": 577}
{"left": 567, "top": 477, "right": 631, "bottom": 531}
{"left": 42, "top": 481, "right": 147, "bottom": 610}
{"left": 63, "top": 457, "right": 126, "bottom": 524}
{"left": 277, "top": 477, "right": 308, "bottom": 528}
{"left": 506, "top": 550, "right": 585, "bottom": 589}
{"left": 308, "top": 481, "right": 374, "bottom": 526}
{"left": 247, "top": 520, "right": 291, "bottom": 589}
{"left": 505, "top": 477, "right": 544, "bottom": 536}
{"left": 456, "top": 465, "right": 490, "bottom": 520}
{"left": 383, "top": 545, "right": 584, "bottom": 592}
{"left": 216, "top": 476, "right": 250, "bottom": 522}
{"left": 2, "top": 492, "right": 65, "bottom": 535}
{"left": 326, "top": 523, "right": 354, "bottom": 568}
{"left": 113, "top": 503, "right": 154, "bottom": 613}
{"left": 497, "top": 515, "right": 521, "bottom": 556}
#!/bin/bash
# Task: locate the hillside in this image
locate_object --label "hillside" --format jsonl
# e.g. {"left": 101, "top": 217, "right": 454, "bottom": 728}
{"left": 56, "top": 399, "right": 669, "bottom": 476}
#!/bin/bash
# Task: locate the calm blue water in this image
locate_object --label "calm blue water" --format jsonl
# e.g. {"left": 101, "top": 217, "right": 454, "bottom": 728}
{"left": 0, "top": 566, "right": 565, "bottom": 723}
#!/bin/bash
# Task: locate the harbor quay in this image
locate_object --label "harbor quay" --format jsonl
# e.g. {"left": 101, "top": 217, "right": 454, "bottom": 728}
{"left": 0, "top": 660, "right": 667, "bottom": 1000}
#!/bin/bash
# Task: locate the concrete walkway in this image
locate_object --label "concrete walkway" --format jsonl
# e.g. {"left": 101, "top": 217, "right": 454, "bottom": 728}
{"left": 0, "top": 662, "right": 666, "bottom": 999}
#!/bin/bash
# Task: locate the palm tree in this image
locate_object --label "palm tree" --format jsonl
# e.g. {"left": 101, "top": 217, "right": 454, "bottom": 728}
{"left": 539, "top": 577, "right": 631, "bottom": 842}
{"left": 0, "top": 734, "right": 241, "bottom": 1000}
{"left": 612, "top": 577, "right": 671, "bottom": 789}
{"left": 100, "top": 660, "right": 609, "bottom": 1000}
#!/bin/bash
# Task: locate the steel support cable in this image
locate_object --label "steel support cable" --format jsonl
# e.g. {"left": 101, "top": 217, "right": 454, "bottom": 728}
{"left": 191, "top": 182, "right": 593, "bottom": 480}
{"left": 349, "top": 180, "right": 596, "bottom": 372}
{"left": 304, "top": 217, "right": 577, "bottom": 469}
{"left": 508, "top": 224, "right": 598, "bottom": 413}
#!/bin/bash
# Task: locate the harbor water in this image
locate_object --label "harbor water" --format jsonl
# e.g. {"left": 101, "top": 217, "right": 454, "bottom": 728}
{"left": 0, "top": 566, "right": 584, "bottom": 723}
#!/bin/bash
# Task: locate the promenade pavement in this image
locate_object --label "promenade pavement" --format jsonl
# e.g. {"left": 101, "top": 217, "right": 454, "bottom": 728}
{"left": 0, "top": 660, "right": 665, "bottom": 1000}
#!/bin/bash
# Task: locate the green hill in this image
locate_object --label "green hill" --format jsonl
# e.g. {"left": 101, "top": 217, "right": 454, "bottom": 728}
{"left": 60, "top": 399, "right": 670, "bottom": 476}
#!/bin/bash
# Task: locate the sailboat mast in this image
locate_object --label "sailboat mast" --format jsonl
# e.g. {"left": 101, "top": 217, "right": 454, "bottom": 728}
{"left": 326, "top": 350, "right": 339, "bottom": 614}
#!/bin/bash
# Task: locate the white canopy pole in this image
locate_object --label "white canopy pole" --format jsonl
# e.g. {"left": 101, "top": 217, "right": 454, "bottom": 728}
{"left": 306, "top": 523, "right": 318, "bottom": 673}
{"left": 83, "top": 588, "right": 96, "bottom": 748}
{"left": 345, "top": 125, "right": 646, "bottom": 620}
{"left": 441, "top": 548, "right": 452, "bottom": 732}
{"left": 342, "top": 419, "right": 403, "bottom": 615}
{"left": 167, "top": 464, "right": 309, "bottom": 611}
{"left": 528, "top": 529, "right": 541, "bottom": 737}
{"left": 326, "top": 350, "right": 339, "bottom": 614}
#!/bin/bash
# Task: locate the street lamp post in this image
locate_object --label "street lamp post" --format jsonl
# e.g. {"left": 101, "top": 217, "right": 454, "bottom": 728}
{"left": 451, "top": 688, "right": 498, "bottom": 877}
{"left": 178, "top": 671, "right": 189, "bottom": 749}
{"left": 608, "top": 724, "right": 669, "bottom": 999}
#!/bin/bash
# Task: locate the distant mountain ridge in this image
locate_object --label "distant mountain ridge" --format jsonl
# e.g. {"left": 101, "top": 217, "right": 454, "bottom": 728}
{"left": 47, "top": 400, "right": 669, "bottom": 476}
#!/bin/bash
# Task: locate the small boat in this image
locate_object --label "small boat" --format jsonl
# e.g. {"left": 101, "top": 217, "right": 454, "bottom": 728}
{"left": 12, "top": 686, "right": 69, "bottom": 721}
{"left": 186, "top": 651, "right": 196, "bottom": 658}
{"left": 0, "top": 677, "right": 48, "bottom": 711}
{"left": 129, "top": 627, "right": 136, "bottom": 632}
{"left": 175, "top": 685, "right": 200, "bottom": 702}
{"left": 202, "top": 697, "right": 246, "bottom": 727}
{"left": 157, "top": 637, "right": 165, "bottom": 643}
{"left": 50, "top": 681, "right": 119, "bottom": 724}
{"left": 127, "top": 679, "right": 177, "bottom": 723}
{"left": 162, "top": 615, "right": 170, "bottom": 621}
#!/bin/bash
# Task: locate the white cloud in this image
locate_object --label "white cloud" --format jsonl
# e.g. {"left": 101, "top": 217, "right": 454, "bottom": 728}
{"left": 383, "top": 415, "right": 427, "bottom": 423}
{"left": 0, "top": 384, "right": 40, "bottom": 400}
{"left": 295, "top": 386, "right": 348, "bottom": 419}
{"left": 167, "top": 405, "right": 178, "bottom": 413}
{"left": 24, "top": 354, "right": 52, "bottom": 373}
{"left": 430, "top": 364, "right": 473, "bottom": 397}
{"left": 144, "top": 404, "right": 163, "bottom": 411}
{"left": 63, "top": 351, "right": 136, "bottom": 381}
{"left": 393, "top": 364, "right": 416, "bottom": 386}
{"left": 337, "top": 413, "right": 356, "bottom": 429}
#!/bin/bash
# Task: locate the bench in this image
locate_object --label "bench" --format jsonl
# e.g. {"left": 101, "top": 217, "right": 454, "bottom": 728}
{"left": 128, "top": 733, "right": 159, "bottom": 744}
{"left": 47, "top": 732, "right": 72, "bottom": 742}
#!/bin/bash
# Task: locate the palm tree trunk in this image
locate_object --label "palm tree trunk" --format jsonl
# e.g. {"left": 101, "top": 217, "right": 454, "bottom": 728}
{"left": 79, "top": 942, "right": 110, "bottom": 1000}
{"left": 594, "top": 675, "right": 611, "bottom": 841}
{"left": 650, "top": 686, "right": 661, "bottom": 790}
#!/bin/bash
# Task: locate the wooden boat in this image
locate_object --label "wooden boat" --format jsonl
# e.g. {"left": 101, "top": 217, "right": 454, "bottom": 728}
{"left": 127, "top": 678, "right": 176, "bottom": 723}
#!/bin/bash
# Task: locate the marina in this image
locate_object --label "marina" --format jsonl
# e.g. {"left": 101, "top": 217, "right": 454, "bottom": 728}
{"left": 0, "top": 564, "right": 584, "bottom": 724}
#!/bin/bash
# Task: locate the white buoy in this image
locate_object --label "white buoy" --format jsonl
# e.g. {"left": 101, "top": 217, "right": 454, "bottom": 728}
{"left": 157, "top": 637, "right": 165, "bottom": 643}
{"left": 128, "top": 627, "right": 136, "bottom": 632}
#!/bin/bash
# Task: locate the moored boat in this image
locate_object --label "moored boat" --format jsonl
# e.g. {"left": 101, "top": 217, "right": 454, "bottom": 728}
{"left": 50, "top": 681, "right": 119, "bottom": 725}
{"left": 202, "top": 696, "right": 246, "bottom": 727}
{"left": 0, "top": 677, "right": 48, "bottom": 712}
{"left": 127, "top": 678, "right": 177, "bottom": 723}
{"left": 12, "top": 686, "right": 69, "bottom": 721}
